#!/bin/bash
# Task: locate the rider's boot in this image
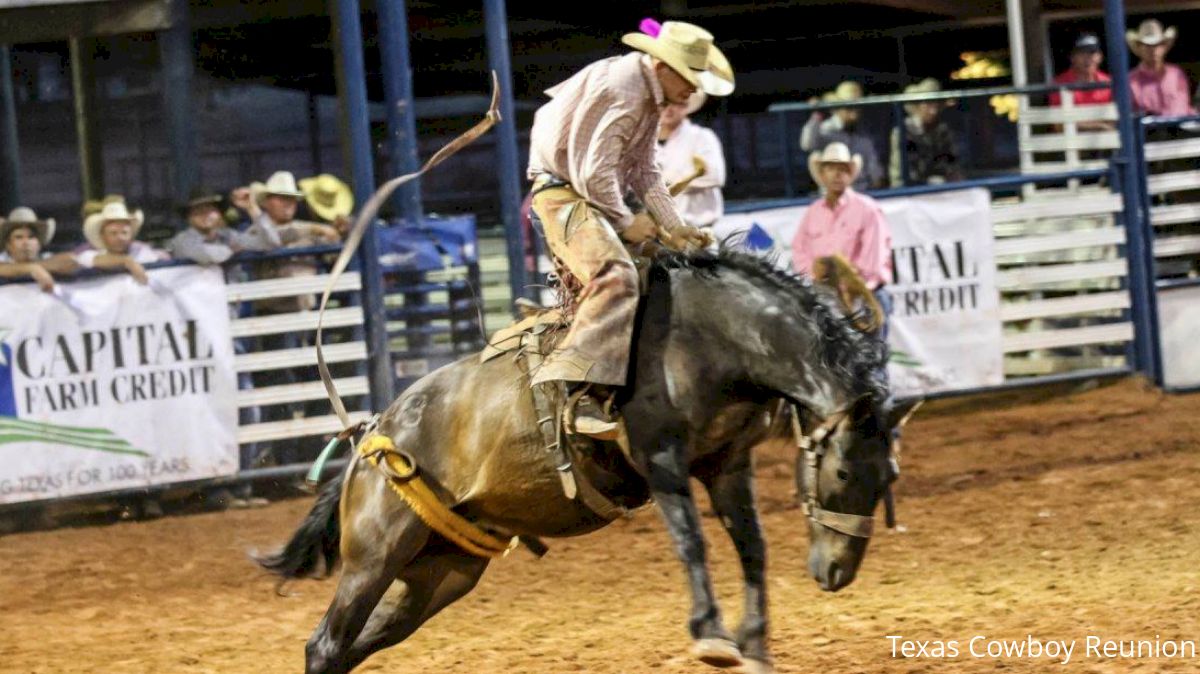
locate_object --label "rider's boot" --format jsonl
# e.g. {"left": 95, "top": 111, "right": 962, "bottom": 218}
{"left": 567, "top": 383, "right": 620, "bottom": 441}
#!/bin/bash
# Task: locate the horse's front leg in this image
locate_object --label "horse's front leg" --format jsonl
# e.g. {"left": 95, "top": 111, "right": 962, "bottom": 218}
{"left": 702, "top": 465, "right": 774, "bottom": 674}
{"left": 641, "top": 441, "right": 741, "bottom": 668}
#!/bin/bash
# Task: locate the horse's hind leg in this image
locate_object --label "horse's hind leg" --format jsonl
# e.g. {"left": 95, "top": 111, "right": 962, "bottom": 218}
{"left": 306, "top": 494, "right": 431, "bottom": 674}
{"left": 341, "top": 540, "right": 489, "bottom": 671}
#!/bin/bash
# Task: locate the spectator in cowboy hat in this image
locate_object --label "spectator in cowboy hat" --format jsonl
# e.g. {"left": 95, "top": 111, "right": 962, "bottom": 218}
{"left": 657, "top": 90, "right": 727, "bottom": 229}
{"left": 237, "top": 170, "right": 341, "bottom": 250}
{"left": 800, "top": 81, "right": 884, "bottom": 190}
{"left": 74, "top": 198, "right": 168, "bottom": 283}
{"left": 0, "top": 207, "right": 78, "bottom": 291}
{"left": 889, "top": 78, "right": 962, "bottom": 187}
{"left": 792, "top": 142, "right": 894, "bottom": 338}
{"left": 1127, "top": 18, "right": 1196, "bottom": 117}
{"left": 166, "top": 187, "right": 282, "bottom": 265}
{"left": 299, "top": 173, "right": 355, "bottom": 236}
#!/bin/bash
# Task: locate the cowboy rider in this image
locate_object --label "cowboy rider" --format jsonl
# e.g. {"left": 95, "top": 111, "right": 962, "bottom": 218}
{"left": 526, "top": 21, "right": 734, "bottom": 439}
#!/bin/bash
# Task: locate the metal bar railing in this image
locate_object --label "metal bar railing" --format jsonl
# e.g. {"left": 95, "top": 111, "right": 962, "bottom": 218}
{"left": 724, "top": 167, "right": 1110, "bottom": 215}
{"left": 767, "top": 80, "right": 1112, "bottom": 115}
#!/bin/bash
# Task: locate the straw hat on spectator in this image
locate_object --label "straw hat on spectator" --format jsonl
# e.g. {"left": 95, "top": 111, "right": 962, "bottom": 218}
{"left": 2, "top": 207, "right": 56, "bottom": 248}
{"left": 829, "top": 81, "right": 864, "bottom": 103}
{"left": 621, "top": 21, "right": 735, "bottom": 97}
{"left": 299, "top": 174, "right": 354, "bottom": 222}
{"left": 808, "top": 142, "right": 863, "bottom": 189}
{"left": 683, "top": 91, "right": 708, "bottom": 115}
{"left": 83, "top": 200, "right": 144, "bottom": 252}
{"left": 903, "top": 78, "right": 955, "bottom": 115}
{"left": 1126, "top": 19, "right": 1177, "bottom": 56}
{"left": 250, "top": 170, "right": 305, "bottom": 205}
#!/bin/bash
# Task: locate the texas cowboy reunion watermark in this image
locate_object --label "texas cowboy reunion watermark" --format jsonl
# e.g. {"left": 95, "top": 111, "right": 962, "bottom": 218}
{"left": 886, "top": 634, "right": 1198, "bottom": 665}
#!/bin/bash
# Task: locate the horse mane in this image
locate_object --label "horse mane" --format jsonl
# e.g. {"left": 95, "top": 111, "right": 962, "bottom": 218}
{"left": 651, "top": 244, "right": 890, "bottom": 406}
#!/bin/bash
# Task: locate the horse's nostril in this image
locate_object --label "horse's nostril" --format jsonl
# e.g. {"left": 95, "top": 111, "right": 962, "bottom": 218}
{"left": 827, "top": 561, "right": 841, "bottom": 587}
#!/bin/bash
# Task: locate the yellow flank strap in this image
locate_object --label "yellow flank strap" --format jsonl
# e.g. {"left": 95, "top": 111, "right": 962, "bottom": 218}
{"left": 358, "top": 435, "right": 515, "bottom": 558}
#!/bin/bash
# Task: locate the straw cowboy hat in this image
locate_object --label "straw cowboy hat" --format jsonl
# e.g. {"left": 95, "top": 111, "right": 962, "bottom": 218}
{"left": 299, "top": 174, "right": 354, "bottom": 222}
{"left": 83, "top": 200, "right": 144, "bottom": 252}
{"left": 830, "top": 81, "right": 864, "bottom": 102}
{"left": 622, "top": 21, "right": 735, "bottom": 97}
{"left": 808, "top": 142, "right": 863, "bottom": 189}
{"left": 903, "top": 78, "right": 955, "bottom": 115}
{"left": 1126, "top": 19, "right": 1177, "bottom": 55}
{"left": 250, "top": 170, "right": 305, "bottom": 205}
{"left": 1, "top": 207, "right": 56, "bottom": 248}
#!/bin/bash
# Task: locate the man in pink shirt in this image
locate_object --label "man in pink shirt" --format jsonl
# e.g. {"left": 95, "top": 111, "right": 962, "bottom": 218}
{"left": 792, "top": 142, "right": 895, "bottom": 338}
{"left": 1126, "top": 19, "right": 1196, "bottom": 117}
{"left": 526, "top": 21, "right": 732, "bottom": 438}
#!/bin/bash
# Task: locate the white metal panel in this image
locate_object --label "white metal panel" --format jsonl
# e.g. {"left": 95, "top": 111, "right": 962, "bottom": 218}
{"left": 1149, "top": 203, "right": 1200, "bottom": 227}
{"left": 237, "top": 377, "right": 371, "bottom": 408}
{"left": 996, "top": 259, "right": 1127, "bottom": 290}
{"left": 991, "top": 192, "right": 1122, "bottom": 224}
{"left": 999, "top": 291, "right": 1130, "bottom": 322}
{"left": 1020, "top": 104, "right": 1117, "bottom": 125}
{"left": 1016, "top": 159, "right": 1109, "bottom": 174}
{"left": 231, "top": 306, "right": 364, "bottom": 338}
{"left": 993, "top": 227, "right": 1125, "bottom": 257}
{"left": 235, "top": 341, "right": 367, "bottom": 373}
{"left": 1154, "top": 234, "right": 1200, "bottom": 258}
{"left": 1144, "top": 137, "right": 1200, "bottom": 162}
{"left": 237, "top": 412, "right": 373, "bottom": 445}
{"left": 1003, "top": 354, "right": 1127, "bottom": 377}
{"left": 1020, "top": 131, "right": 1120, "bottom": 153}
{"left": 225, "top": 272, "right": 362, "bottom": 302}
{"left": 1002, "top": 322, "right": 1133, "bottom": 353}
{"left": 1146, "top": 169, "right": 1200, "bottom": 195}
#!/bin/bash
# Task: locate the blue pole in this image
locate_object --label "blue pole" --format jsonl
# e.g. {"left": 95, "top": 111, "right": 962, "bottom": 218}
{"left": 778, "top": 113, "right": 795, "bottom": 197}
{"left": 159, "top": 0, "right": 198, "bottom": 219}
{"left": 1102, "top": 0, "right": 1159, "bottom": 382}
{"left": 482, "top": 0, "right": 529, "bottom": 306}
{"left": 0, "top": 45, "right": 20, "bottom": 212}
{"left": 376, "top": 0, "right": 423, "bottom": 226}
{"left": 331, "top": 0, "right": 395, "bottom": 410}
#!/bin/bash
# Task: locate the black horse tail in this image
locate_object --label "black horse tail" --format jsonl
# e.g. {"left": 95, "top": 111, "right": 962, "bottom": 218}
{"left": 255, "top": 468, "right": 344, "bottom": 580}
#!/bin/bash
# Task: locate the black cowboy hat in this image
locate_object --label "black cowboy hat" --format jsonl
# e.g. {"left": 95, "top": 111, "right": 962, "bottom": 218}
{"left": 180, "top": 187, "right": 226, "bottom": 216}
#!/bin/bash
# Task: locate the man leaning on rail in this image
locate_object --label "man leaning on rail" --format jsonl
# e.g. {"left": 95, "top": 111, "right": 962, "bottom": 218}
{"left": 525, "top": 21, "right": 733, "bottom": 439}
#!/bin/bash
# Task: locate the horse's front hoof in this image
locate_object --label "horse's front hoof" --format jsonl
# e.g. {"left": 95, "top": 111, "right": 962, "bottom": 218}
{"left": 691, "top": 638, "right": 743, "bottom": 668}
{"left": 738, "top": 658, "right": 775, "bottom": 674}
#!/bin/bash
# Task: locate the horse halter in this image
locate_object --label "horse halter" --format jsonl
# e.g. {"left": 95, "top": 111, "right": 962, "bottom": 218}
{"left": 790, "top": 403, "right": 880, "bottom": 539}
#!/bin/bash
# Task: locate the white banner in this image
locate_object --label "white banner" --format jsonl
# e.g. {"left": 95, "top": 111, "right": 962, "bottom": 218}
{"left": 0, "top": 267, "right": 238, "bottom": 504}
{"left": 716, "top": 188, "right": 1004, "bottom": 396}
{"left": 1158, "top": 284, "right": 1200, "bottom": 389}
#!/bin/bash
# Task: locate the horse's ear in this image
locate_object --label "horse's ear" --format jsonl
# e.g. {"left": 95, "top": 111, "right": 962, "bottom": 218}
{"left": 886, "top": 398, "right": 923, "bottom": 431}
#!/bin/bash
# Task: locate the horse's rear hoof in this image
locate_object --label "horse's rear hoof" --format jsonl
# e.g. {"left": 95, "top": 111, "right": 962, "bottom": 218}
{"left": 691, "top": 638, "right": 743, "bottom": 668}
{"left": 738, "top": 658, "right": 775, "bottom": 674}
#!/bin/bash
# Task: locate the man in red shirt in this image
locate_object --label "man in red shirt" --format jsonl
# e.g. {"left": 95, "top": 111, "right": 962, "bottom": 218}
{"left": 1050, "top": 33, "right": 1115, "bottom": 131}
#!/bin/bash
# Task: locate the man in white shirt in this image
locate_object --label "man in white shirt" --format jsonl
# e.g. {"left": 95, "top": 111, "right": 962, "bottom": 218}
{"left": 74, "top": 199, "right": 169, "bottom": 283}
{"left": 657, "top": 91, "right": 726, "bottom": 229}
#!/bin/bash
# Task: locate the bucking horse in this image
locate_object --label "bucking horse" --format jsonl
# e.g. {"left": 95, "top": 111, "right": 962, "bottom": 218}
{"left": 257, "top": 84, "right": 913, "bottom": 674}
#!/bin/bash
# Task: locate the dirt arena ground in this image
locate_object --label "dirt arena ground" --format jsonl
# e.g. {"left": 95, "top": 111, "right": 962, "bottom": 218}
{"left": 2, "top": 377, "right": 1198, "bottom": 673}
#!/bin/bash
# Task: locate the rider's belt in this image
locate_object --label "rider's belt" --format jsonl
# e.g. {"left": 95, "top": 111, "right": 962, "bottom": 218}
{"left": 531, "top": 173, "right": 570, "bottom": 195}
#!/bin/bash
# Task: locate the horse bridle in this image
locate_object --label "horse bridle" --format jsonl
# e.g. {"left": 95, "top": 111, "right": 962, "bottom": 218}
{"left": 790, "top": 403, "right": 895, "bottom": 539}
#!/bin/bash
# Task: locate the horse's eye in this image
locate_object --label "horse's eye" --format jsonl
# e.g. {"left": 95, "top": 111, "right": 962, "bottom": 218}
{"left": 836, "top": 468, "right": 850, "bottom": 482}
